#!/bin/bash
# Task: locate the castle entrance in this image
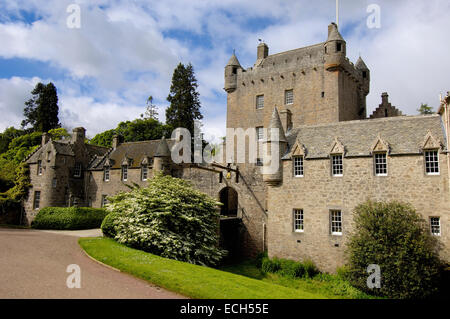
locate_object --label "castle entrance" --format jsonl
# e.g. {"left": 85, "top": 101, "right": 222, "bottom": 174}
{"left": 219, "top": 187, "right": 238, "bottom": 217}
{"left": 219, "top": 187, "right": 241, "bottom": 262}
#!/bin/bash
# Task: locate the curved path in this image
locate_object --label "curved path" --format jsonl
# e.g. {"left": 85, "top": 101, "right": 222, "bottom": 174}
{"left": 0, "top": 227, "right": 184, "bottom": 299}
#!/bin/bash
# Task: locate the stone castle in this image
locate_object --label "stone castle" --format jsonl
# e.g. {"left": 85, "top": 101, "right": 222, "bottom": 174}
{"left": 23, "top": 23, "right": 450, "bottom": 272}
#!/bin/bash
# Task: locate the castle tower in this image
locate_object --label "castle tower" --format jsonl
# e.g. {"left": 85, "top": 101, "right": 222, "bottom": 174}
{"left": 224, "top": 52, "right": 242, "bottom": 93}
{"left": 153, "top": 137, "right": 171, "bottom": 174}
{"left": 324, "top": 22, "right": 346, "bottom": 71}
{"left": 263, "top": 107, "right": 287, "bottom": 186}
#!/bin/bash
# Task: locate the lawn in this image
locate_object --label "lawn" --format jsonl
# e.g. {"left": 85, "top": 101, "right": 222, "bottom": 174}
{"left": 220, "top": 260, "right": 377, "bottom": 299}
{"left": 79, "top": 237, "right": 329, "bottom": 299}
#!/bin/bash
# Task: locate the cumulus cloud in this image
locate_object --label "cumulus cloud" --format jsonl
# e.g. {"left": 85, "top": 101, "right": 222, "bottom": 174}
{"left": 0, "top": 0, "right": 449, "bottom": 139}
{"left": 0, "top": 76, "right": 41, "bottom": 130}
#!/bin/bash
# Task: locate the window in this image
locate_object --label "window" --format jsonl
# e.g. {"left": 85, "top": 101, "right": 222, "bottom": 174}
{"left": 425, "top": 150, "right": 439, "bottom": 175}
{"left": 88, "top": 197, "right": 92, "bottom": 207}
{"left": 52, "top": 178, "right": 57, "bottom": 188}
{"left": 362, "top": 71, "right": 367, "bottom": 79}
{"left": 293, "top": 209, "right": 304, "bottom": 232}
{"left": 37, "top": 160, "right": 43, "bottom": 175}
{"left": 101, "top": 195, "right": 108, "bottom": 207}
{"left": 46, "top": 151, "right": 51, "bottom": 161}
{"left": 331, "top": 154, "right": 343, "bottom": 176}
{"left": 293, "top": 156, "right": 304, "bottom": 177}
{"left": 256, "top": 95, "right": 264, "bottom": 109}
{"left": 336, "top": 43, "right": 342, "bottom": 52}
{"left": 321, "top": 91, "right": 325, "bottom": 98}
{"left": 256, "top": 158, "right": 263, "bottom": 166}
{"left": 141, "top": 165, "right": 148, "bottom": 181}
{"left": 330, "top": 210, "right": 342, "bottom": 235}
{"left": 285, "top": 89, "right": 293, "bottom": 105}
{"left": 256, "top": 126, "right": 264, "bottom": 141}
{"left": 104, "top": 166, "right": 110, "bottom": 182}
{"left": 122, "top": 165, "right": 128, "bottom": 181}
{"left": 430, "top": 217, "right": 441, "bottom": 236}
{"left": 374, "top": 153, "right": 387, "bottom": 176}
{"left": 74, "top": 163, "right": 82, "bottom": 177}
{"left": 33, "top": 191, "right": 41, "bottom": 210}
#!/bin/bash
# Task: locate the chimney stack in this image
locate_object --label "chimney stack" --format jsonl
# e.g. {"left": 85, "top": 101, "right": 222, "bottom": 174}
{"left": 41, "top": 132, "right": 50, "bottom": 146}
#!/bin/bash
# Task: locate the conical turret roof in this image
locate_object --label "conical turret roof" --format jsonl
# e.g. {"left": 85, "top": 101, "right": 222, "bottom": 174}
{"left": 227, "top": 53, "right": 242, "bottom": 67}
{"left": 355, "top": 56, "right": 369, "bottom": 70}
{"left": 327, "top": 23, "right": 344, "bottom": 42}
{"left": 267, "top": 107, "right": 287, "bottom": 142}
{"left": 154, "top": 137, "right": 171, "bottom": 157}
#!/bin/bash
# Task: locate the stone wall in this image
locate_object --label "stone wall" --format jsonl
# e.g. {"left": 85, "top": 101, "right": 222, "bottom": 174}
{"left": 267, "top": 153, "right": 450, "bottom": 273}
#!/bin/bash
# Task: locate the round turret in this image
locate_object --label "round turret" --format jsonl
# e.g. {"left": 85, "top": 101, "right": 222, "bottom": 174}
{"left": 324, "top": 23, "right": 346, "bottom": 70}
{"left": 224, "top": 52, "right": 242, "bottom": 93}
{"left": 263, "top": 108, "right": 288, "bottom": 186}
{"left": 154, "top": 137, "right": 172, "bottom": 174}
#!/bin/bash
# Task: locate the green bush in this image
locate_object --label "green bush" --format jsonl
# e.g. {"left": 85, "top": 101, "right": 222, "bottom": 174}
{"left": 261, "top": 256, "right": 318, "bottom": 279}
{"left": 278, "top": 259, "right": 305, "bottom": 278}
{"left": 105, "top": 173, "right": 227, "bottom": 266}
{"left": 101, "top": 211, "right": 118, "bottom": 238}
{"left": 303, "top": 259, "right": 320, "bottom": 278}
{"left": 347, "top": 200, "right": 443, "bottom": 299}
{"left": 31, "top": 207, "right": 108, "bottom": 230}
{"left": 261, "top": 257, "right": 281, "bottom": 273}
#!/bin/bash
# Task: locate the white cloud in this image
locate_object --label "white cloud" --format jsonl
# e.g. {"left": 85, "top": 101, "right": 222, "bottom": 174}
{"left": 0, "top": 0, "right": 449, "bottom": 139}
{"left": 0, "top": 76, "right": 41, "bottom": 130}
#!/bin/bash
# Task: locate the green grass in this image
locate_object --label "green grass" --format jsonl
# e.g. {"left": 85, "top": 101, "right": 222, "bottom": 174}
{"left": 220, "top": 260, "right": 378, "bottom": 299}
{"left": 79, "top": 237, "right": 329, "bottom": 299}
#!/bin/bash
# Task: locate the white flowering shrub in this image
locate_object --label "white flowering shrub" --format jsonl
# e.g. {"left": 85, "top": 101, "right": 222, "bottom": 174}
{"left": 105, "top": 173, "right": 227, "bottom": 266}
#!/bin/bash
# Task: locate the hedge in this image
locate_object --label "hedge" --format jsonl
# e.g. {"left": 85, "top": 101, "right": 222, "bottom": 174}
{"left": 31, "top": 206, "right": 108, "bottom": 230}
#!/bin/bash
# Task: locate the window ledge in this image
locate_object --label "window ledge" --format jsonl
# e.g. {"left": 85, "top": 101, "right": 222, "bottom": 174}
{"left": 331, "top": 232, "right": 343, "bottom": 236}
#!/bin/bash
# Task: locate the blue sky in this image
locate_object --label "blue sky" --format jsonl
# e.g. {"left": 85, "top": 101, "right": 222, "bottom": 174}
{"left": 0, "top": 0, "right": 449, "bottom": 142}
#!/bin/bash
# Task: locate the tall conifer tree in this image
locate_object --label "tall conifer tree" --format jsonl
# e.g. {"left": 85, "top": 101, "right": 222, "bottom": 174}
{"left": 165, "top": 63, "right": 203, "bottom": 136}
{"left": 22, "top": 82, "right": 60, "bottom": 132}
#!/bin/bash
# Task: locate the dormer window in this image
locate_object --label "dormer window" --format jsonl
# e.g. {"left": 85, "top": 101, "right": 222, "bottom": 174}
{"left": 122, "top": 165, "right": 128, "bottom": 181}
{"left": 104, "top": 166, "right": 110, "bottom": 182}
{"left": 141, "top": 164, "right": 148, "bottom": 181}
{"left": 331, "top": 154, "right": 343, "bottom": 176}
{"left": 374, "top": 153, "right": 387, "bottom": 176}
{"left": 424, "top": 150, "right": 439, "bottom": 175}
{"left": 74, "top": 163, "right": 82, "bottom": 177}
{"left": 37, "top": 160, "right": 43, "bottom": 175}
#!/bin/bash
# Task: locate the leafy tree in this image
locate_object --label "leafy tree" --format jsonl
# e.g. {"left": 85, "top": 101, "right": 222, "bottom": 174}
{"left": 166, "top": 63, "right": 203, "bottom": 136}
{"left": 141, "top": 96, "right": 159, "bottom": 120}
{"left": 417, "top": 103, "right": 433, "bottom": 115}
{"left": 347, "top": 200, "right": 443, "bottom": 299}
{"left": 90, "top": 119, "right": 171, "bottom": 147}
{"left": 0, "top": 128, "right": 69, "bottom": 192}
{"left": 89, "top": 129, "right": 117, "bottom": 148}
{"left": 103, "top": 173, "right": 227, "bottom": 266}
{"left": 0, "top": 127, "right": 25, "bottom": 154}
{"left": 22, "top": 82, "right": 60, "bottom": 132}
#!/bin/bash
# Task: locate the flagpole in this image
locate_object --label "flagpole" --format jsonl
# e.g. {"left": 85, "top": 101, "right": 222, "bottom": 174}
{"left": 336, "top": 0, "right": 339, "bottom": 27}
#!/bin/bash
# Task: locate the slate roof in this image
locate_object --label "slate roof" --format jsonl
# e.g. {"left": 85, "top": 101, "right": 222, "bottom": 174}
{"left": 284, "top": 115, "right": 446, "bottom": 159}
{"left": 89, "top": 139, "right": 175, "bottom": 169}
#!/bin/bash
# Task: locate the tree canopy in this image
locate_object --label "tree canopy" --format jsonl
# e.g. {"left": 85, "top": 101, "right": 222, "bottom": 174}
{"left": 22, "top": 82, "right": 60, "bottom": 132}
{"left": 89, "top": 118, "right": 171, "bottom": 147}
{"left": 165, "top": 63, "right": 203, "bottom": 136}
{"left": 417, "top": 103, "right": 434, "bottom": 115}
